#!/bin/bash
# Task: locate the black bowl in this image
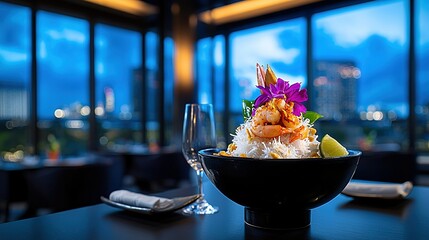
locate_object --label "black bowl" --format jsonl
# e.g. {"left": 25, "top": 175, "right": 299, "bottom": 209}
{"left": 199, "top": 148, "right": 361, "bottom": 230}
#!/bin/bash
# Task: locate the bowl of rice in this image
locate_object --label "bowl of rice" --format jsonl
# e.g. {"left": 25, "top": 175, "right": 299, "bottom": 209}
{"left": 200, "top": 148, "right": 360, "bottom": 230}
{"left": 199, "top": 64, "right": 361, "bottom": 230}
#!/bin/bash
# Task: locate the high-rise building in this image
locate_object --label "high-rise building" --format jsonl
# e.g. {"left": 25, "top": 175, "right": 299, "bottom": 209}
{"left": 104, "top": 86, "right": 115, "bottom": 114}
{"left": 312, "top": 60, "right": 360, "bottom": 121}
{"left": 0, "top": 81, "right": 28, "bottom": 120}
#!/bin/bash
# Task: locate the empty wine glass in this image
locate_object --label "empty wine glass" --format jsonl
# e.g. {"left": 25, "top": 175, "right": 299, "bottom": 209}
{"left": 182, "top": 103, "right": 219, "bottom": 215}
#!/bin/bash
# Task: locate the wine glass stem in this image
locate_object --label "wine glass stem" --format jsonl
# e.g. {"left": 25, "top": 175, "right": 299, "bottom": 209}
{"left": 197, "top": 169, "right": 204, "bottom": 197}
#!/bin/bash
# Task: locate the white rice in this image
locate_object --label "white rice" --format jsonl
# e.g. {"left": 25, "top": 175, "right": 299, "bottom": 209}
{"left": 228, "top": 119, "right": 320, "bottom": 159}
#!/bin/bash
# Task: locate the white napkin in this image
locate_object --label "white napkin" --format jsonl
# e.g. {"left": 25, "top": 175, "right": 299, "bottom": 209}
{"left": 342, "top": 181, "right": 413, "bottom": 199}
{"left": 109, "top": 190, "right": 174, "bottom": 210}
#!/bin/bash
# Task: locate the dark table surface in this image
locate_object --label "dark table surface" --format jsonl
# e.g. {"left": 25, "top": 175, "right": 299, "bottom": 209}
{"left": 0, "top": 180, "right": 428, "bottom": 240}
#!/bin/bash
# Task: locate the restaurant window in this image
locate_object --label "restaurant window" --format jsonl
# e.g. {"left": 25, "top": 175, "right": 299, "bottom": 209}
{"left": 95, "top": 24, "right": 142, "bottom": 152}
{"left": 145, "top": 31, "right": 159, "bottom": 147}
{"left": 0, "top": 2, "right": 30, "bottom": 161}
{"left": 37, "top": 11, "right": 89, "bottom": 158}
{"left": 312, "top": 0, "right": 408, "bottom": 151}
{"left": 213, "top": 35, "right": 226, "bottom": 147}
{"left": 196, "top": 37, "right": 213, "bottom": 104}
{"left": 416, "top": 0, "right": 429, "bottom": 152}
{"left": 213, "top": 35, "right": 225, "bottom": 111}
{"left": 164, "top": 36, "right": 175, "bottom": 145}
{"left": 195, "top": 35, "right": 226, "bottom": 147}
{"left": 229, "top": 18, "right": 307, "bottom": 139}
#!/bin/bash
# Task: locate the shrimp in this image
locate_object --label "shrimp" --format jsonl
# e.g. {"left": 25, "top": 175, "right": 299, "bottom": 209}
{"left": 250, "top": 99, "right": 290, "bottom": 138}
{"left": 280, "top": 102, "right": 301, "bottom": 129}
{"left": 253, "top": 100, "right": 281, "bottom": 125}
{"left": 251, "top": 124, "right": 291, "bottom": 138}
{"left": 265, "top": 107, "right": 281, "bottom": 124}
{"left": 289, "top": 125, "right": 306, "bottom": 143}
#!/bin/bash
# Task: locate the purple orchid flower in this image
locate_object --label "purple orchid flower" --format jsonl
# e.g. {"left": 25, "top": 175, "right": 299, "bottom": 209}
{"left": 252, "top": 78, "right": 308, "bottom": 116}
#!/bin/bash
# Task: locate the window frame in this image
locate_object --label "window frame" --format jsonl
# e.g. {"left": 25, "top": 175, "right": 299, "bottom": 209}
{"left": 0, "top": 0, "right": 162, "bottom": 156}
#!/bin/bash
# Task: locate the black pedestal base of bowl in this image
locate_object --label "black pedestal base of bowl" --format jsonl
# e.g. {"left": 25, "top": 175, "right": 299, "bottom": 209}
{"left": 244, "top": 208, "right": 310, "bottom": 230}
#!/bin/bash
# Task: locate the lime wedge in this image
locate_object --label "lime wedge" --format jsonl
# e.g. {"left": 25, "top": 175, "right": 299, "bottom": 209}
{"left": 320, "top": 134, "right": 348, "bottom": 158}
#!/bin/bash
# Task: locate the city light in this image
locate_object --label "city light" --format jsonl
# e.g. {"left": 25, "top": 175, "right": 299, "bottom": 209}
{"left": 314, "top": 76, "right": 328, "bottom": 86}
{"left": 80, "top": 106, "right": 90, "bottom": 116}
{"left": 339, "top": 66, "right": 361, "bottom": 79}
{"left": 387, "top": 110, "right": 398, "bottom": 121}
{"left": 95, "top": 106, "right": 105, "bottom": 116}
{"left": 104, "top": 87, "right": 115, "bottom": 113}
{"left": 360, "top": 110, "right": 384, "bottom": 121}
{"left": 119, "top": 105, "right": 132, "bottom": 120}
{"left": 99, "top": 136, "right": 108, "bottom": 145}
{"left": 54, "top": 109, "right": 65, "bottom": 118}
{"left": 3, "top": 149, "right": 24, "bottom": 162}
{"left": 65, "top": 120, "right": 84, "bottom": 128}
{"left": 373, "top": 111, "right": 383, "bottom": 121}
{"left": 5, "top": 120, "right": 27, "bottom": 129}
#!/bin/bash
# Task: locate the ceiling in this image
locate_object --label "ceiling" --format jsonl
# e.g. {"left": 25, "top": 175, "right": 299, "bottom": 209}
{"left": 80, "top": 0, "right": 322, "bottom": 24}
{"left": 197, "top": 0, "right": 322, "bottom": 25}
{"left": 83, "top": 0, "right": 158, "bottom": 16}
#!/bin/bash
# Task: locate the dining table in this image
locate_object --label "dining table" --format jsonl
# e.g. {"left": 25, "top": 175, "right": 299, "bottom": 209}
{"left": 0, "top": 179, "right": 427, "bottom": 240}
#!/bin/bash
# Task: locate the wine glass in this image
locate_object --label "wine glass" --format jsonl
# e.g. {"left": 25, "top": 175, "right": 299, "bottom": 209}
{"left": 182, "top": 103, "right": 219, "bottom": 215}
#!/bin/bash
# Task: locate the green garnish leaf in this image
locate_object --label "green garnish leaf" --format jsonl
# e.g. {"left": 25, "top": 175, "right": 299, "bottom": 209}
{"left": 303, "top": 111, "right": 323, "bottom": 124}
{"left": 242, "top": 100, "right": 254, "bottom": 121}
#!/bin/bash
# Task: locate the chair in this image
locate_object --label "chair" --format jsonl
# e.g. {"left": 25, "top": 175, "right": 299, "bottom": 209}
{"left": 24, "top": 156, "right": 123, "bottom": 217}
{"left": 352, "top": 151, "right": 417, "bottom": 183}
{"left": 0, "top": 170, "right": 29, "bottom": 222}
{"left": 130, "top": 150, "right": 191, "bottom": 193}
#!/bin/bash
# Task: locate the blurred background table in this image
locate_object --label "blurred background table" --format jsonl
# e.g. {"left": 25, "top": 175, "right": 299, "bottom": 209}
{"left": 0, "top": 155, "right": 123, "bottom": 222}
{"left": 100, "top": 146, "right": 191, "bottom": 193}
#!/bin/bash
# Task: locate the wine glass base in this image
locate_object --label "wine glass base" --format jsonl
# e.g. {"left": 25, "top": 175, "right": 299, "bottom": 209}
{"left": 182, "top": 198, "right": 218, "bottom": 215}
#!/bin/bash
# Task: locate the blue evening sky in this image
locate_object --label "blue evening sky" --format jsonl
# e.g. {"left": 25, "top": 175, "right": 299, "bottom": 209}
{"left": 1, "top": 0, "right": 428, "bottom": 120}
